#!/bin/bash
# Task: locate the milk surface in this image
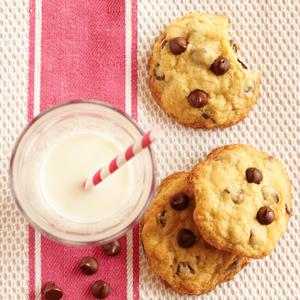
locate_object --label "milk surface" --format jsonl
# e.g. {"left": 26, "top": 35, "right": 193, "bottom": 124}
{"left": 41, "top": 132, "right": 131, "bottom": 223}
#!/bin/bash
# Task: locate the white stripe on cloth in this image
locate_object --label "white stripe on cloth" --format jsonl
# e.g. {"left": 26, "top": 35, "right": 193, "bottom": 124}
{"left": 125, "top": 0, "right": 134, "bottom": 299}
{"left": 34, "top": 0, "right": 42, "bottom": 299}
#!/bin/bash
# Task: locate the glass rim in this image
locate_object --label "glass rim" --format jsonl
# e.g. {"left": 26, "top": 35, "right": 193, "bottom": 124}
{"left": 9, "top": 100, "right": 156, "bottom": 246}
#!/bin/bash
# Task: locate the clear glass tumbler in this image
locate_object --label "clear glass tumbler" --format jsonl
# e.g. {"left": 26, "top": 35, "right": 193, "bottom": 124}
{"left": 10, "top": 100, "right": 155, "bottom": 245}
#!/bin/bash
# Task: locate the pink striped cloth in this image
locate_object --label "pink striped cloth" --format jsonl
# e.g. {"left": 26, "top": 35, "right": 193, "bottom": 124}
{"left": 27, "top": 1, "right": 139, "bottom": 299}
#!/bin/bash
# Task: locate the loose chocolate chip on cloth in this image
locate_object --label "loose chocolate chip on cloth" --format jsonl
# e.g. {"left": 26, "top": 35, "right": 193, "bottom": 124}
{"left": 80, "top": 256, "right": 99, "bottom": 275}
{"left": 103, "top": 240, "right": 121, "bottom": 256}
{"left": 91, "top": 280, "right": 111, "bottom": 299}
{"left": 191, "top": 144, "right": 292, "bottom": 258}
{"left": 43, "top": 282, "right": 63, "bottom": 300}
{"left": 141, "top": 172, "right": 248, "bottom": 295}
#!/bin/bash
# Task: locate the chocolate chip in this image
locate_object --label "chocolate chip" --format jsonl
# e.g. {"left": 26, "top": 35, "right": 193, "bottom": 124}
{"left": 154, "top": 63, "right": 165, "bottom": 81}
{"left": 187, "top": 90, "right": 208, "bottom": 108}
{"left": 176, "top": 262, "right": 195, "bottom": 276}
{"left": 80, "top": 256, "right": 99, "bottom": 275}
{"left": 201, "top": 113, "right": 215, "bottom": 123}
{"left": 157, "top": 210, "right": 167, "bottom": 227}
{"left": 225, "top": 260, "right": 239, "bottom": 273}
{"left": 177, "top": 229, "right": 196, "bottom": 248}
{"left": 246, "top": 168, "right": 263, "bottom": 184}
{"left": 238, "top": 59, "right": 247, "bottom": 69}
{"left": 256, "top": 206, "right": 275, "bottom": 225}
{"left": 155, "top": 74, "right": 165, "bottom": 81}
{"left": 202, "top": 113, "right": 210, "bottom": 119}
{"left": 230, "top": 40, "right": 238, "bottom": 53}
{"left": 170, "top": 193, "right": 190, "bottom": 211}
{"left": 161, "top": 39, "right": 168, "bottom": 48}
{"left": 223, "top": 189, "right": 230, "bottom": 194}
{"left": 169, "top": 37, "right": 187, "bottom": 55}
{"left": 91, "top": 280, "right": 111, "bottom": 299}
{"left": 43, "top": 282, "right": 63, "bottom": 300}
{"left": 285, "top": 203, "right": 292, "bottom": 216}
{"left": 103, "top": 240, "right": 121, "bottom": 256}
{"left": 249, "top": 230, "right": 255, "bottom": 244}
{"left": 273, "top": 193, "right": 280, "bottom": 203}
{"left": 210, "top": 57, "right": 231, "bottom": 75}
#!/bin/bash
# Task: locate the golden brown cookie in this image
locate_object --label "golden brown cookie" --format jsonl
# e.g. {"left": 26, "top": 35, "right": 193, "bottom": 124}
{"left": 191, "top": 144, "right": 292, "bottom": 258}
{"left": 141, "top": 172, "right": 248, "bottom": 295}
{"left": 148, "top": 13, "right": 261, "bottom": 128}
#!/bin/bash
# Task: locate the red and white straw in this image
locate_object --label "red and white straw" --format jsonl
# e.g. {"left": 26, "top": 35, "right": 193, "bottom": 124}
{"left": 84, "top": 129, "right": 161, "bottom": 189}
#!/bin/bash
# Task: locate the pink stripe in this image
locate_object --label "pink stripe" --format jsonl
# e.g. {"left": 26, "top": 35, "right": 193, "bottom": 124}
{"left": 41, "top": 237, "right": 127, "bottom": 299}
{"left": 28, "top": 226, "right": 35, "bottom": 300}
{"left": 132, "top": 225, "right": 139, "bottom": 300}
{"left": 39, "top": 1, "right": 127, "bottom": 299}
{"left": 131, "top": 0, "right": 138, "bottom": 121}
{"left": 27, "top": 0, "right": 35, "bottom": 122}
{"left": 109, "top": 157, "right": 118, "bottom": 173}
{"left": 27, "top": 0, "right": 36, "bottom": 299}
{"left": 141, "top": 131, "right": 151, "bottom": 148}
{"left": 125, "top": 145, "right": 134, "bottom": 161}
{"left": 40, "top": 1, "right": 126, "bottom": 111}
{"left": 131, "top": 1, "right": 140, "bottom": 299}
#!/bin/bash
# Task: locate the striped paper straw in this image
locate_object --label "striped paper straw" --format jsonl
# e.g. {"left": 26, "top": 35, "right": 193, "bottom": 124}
{"left": 84, "top": 129, "right": 161, "bottom": 189}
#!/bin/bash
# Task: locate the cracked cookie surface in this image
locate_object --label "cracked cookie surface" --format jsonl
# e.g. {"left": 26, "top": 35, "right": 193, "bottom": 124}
{"left": 141, "top": 172, "right": 248, "bottom": 295}
{"left": 148, "top": 13, "right": 261, "bottom": 128}
{"left": 191, "top": 145, "right": 292, "bottom": 258}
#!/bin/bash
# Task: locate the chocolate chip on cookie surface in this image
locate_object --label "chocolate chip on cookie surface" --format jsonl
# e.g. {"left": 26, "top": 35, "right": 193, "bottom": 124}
{"left": 187, "top": 90, "right": 208, "bottom": 108}
{"left": 191, "top": 144, "right": 292, "bottom": 258}
{"left": 210, "top": 57, "right": 231, "bottom": 75}
{"left": 170, "top": 193, "right": 190, "bottom": 210}
{"left": 256, "top": 207, "right": 275, "bottom": 225}
{"left": 148, "top": 13, "right": 261, "bottom": 128}
{"left": 169, "top": 37, "right": 188, "bottom": 55}
{"left": 177, "top": 228, "right": 197, "bottom": 248}
{"left": 246, "top": 167, "right": 263, "bottom": 184}
{"left": 141, "top": 172, "right": 248, "bottom": 295}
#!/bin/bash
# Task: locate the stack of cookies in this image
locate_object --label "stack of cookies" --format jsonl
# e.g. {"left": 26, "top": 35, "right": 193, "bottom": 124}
{"left": 142, "top": 13, "right": 292, "bottom": 295}
{"left": 141, "top": 145, "right": 292, "bottom": 295}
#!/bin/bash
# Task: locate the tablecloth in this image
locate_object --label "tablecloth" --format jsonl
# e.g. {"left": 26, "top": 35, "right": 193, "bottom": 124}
{"left": 0, "top": 0, "right": 299, "bottom": 299}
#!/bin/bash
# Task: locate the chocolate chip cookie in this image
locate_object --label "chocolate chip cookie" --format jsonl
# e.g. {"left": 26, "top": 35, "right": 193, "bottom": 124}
{"left": 191, "top": 145, "right": 292, "bottom": 258}
{"left": 141, "top": 172, "right": 248, "bottom": 295}
{"left": 148, "top": 13, "right": 261, "bottom": 128}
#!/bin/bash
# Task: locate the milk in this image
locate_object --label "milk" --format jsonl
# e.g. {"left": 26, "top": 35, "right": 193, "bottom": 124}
{"left": 41, "top": 132, "right": 131, "bottom": 223}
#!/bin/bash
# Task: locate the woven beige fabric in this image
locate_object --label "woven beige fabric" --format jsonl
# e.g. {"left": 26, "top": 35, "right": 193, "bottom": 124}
{"left": 0, "top": 0, "right": 29, "bottom": 299}
{"left": 138, "top": 1, "right": 300, "bottom": 299}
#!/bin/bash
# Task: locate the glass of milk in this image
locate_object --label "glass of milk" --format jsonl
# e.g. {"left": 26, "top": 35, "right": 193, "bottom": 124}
{"left": 10, "top": 101, "right": 155, "bottom": 245}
